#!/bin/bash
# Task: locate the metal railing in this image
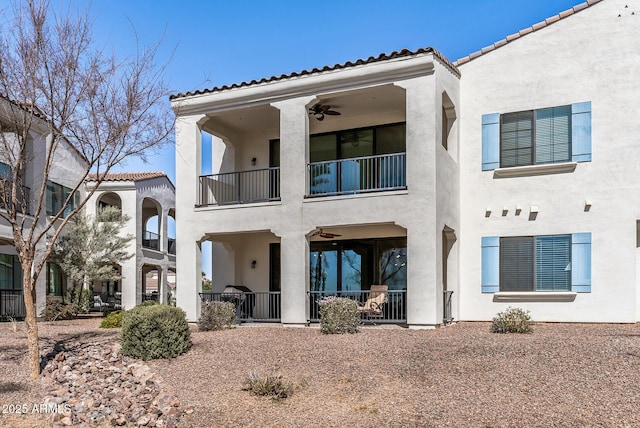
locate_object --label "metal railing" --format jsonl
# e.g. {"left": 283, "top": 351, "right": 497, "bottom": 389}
{"left": 443, "top": 290, "right": 454, "bottom": 325}
{"left": 198, "top": 167, "right": 280, "bottom": 206}
{"left": 199, "top": 291, "right": 281, "bottom": 322}
{"left": 142, "top": 231, "right": 159, "bottom": 250}
{"left": 308, "top": 289, "right": 407, "bottom": 323}
{"left": 308, "top": 152, "right": 406, "bottom": 197}
{"left": 1, "top": 289, "right": 26, "bottom": 320}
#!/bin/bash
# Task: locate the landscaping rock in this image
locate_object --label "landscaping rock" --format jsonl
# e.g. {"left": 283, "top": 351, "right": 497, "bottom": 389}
{"left": 42, "top": 341, "right": 187, "bottom": 427}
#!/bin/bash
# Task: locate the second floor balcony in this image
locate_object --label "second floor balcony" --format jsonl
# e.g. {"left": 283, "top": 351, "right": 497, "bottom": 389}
{"left": 308, "top": 152, "right": 406, "bottom": 197}
{"left": 198, "top": 167, "right": 280, "bottom": 206}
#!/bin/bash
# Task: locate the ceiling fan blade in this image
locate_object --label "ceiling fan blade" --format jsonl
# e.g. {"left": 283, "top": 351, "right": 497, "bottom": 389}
{"left": 325, "top": 110, "right": 340, "bottom": 115}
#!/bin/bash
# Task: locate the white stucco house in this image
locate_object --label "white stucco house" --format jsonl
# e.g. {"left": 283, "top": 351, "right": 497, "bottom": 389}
{"left": 85, "top": 172, "right": 176, "bottom": 310}
{"left": 0, "top": 95, "right": 176, "bottom": 319}
{"left": 172, "top": 0, "right": 640, "bottom": 326}
{"left": 0, "top": 98, "right": 88, "bottom": 319}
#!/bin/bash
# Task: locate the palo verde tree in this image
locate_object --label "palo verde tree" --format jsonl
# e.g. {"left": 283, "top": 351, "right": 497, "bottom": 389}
{"left": 55, "top": 206, "right": 134, "bottom": 309}
{"left": 0, "top": 1, "right": 173, "bottom": 377}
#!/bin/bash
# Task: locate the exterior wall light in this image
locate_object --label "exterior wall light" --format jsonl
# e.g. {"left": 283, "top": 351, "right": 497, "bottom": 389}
{"left": 251, "top": 260, "right": 257, "bottom": 269}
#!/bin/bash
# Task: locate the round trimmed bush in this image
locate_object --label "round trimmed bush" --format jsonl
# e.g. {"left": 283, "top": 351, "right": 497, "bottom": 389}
{"left": 198, "top": 300, "right": 236, "bottom": 331}
{"left": 100, "top": 310, "right": 124, "bottom": 328}
{"left": 120, "top": 305, "right": 191, "bottom": 359}
{"left": 318, "top": 296, "right": 360, "bottom": 334}
{"left": 491, "top": 306, "right": 533, "bottom": 334}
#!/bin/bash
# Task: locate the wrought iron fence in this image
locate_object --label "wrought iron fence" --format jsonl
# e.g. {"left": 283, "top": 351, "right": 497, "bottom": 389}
{"left": 199, "top": 291, "right": 281, "bottom": 322}
{"left": 443, "top": 290, "right": 454, "bottom": 325}
{"left": 308, "top": 289, "right": 407, "bottom": 323}
{"left": 142, "top": 231, "right": 159, "bottom": 250}
{"left": 0, "top": 289, "right": 26, "bottom": 320}
{"left": 198, "top": 167, "right": 280, "bottom": 206}
{"left": 308, "top": 152, "right": 406, "bottom": 197}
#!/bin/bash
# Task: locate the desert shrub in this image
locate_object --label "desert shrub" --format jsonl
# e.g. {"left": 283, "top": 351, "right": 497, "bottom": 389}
{"left": 65, "top": 288, "right": 93, "bottom": 315}
{"left": 120, "top": 305, "right": 191, "bottom": 359}
{"left": 100, "top": 310, "right": 124, "bottom": 328}
{"left": 41, "top": 296, "right": 74, "bottom": 321}
{"left": 198, "top": 300, "right": 236, "bottom": 331}
{"left": 139, "top": 300, "right": 158, "bottom": 307}
{"left": 318, "top": 296, "right": 360, "bottom": 334}
{"left": 491, "top": 307, "right": 533, "bottom": 334}
{"left": 243, "top": 370, "right": 293, "bottom": 400}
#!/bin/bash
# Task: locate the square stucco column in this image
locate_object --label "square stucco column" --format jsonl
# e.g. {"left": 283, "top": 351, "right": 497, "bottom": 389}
{"left": 175, "top": 113, "right": 206, "bottom": 321}
{"left": 279, "top": 233, "right": 309, "bottom": 325}
{"left": 395, "top": 76, "right": 440, "bottom": 328}
{"left": 120, "top": 261, "right": 138, "bottom": 309}
{"left": 272, "top": 96, "right": 316, "bottom": 326}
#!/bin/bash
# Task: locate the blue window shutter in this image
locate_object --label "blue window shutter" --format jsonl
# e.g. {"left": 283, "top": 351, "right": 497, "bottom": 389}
{"left": 482, "top": 236, "right": 500, "bottom": 293}
{"left": 482, "top": 113, "right": 500, "bottom": 170}
{"left": 571, "top": 233, "right": 591, "bottom": 292}
{"left": 571, "top": 102, "right": 591, "bottom": 162}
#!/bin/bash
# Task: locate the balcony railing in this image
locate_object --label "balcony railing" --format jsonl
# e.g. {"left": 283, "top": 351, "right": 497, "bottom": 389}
{"left": 199, "top": 167, "right": 280, "bottom": 206}
{"left": 199, "top": 291, "right": 281, "bottom": 322}
{"left": 308, "top": 289, "right": 407, "bottom": 323}
{"left": 1, "top": 289, "right": 26, "bottom": 320}
{"left": 168, "top": 238, "right": 176, "bottom": 255}
{"left": 142, "top": 231, "right": 159, "bottom": 250}
{"left": 308, "top": 152, "right": 406, "bottom": 197}
{"left": 443, "top": 290, "right": 454, "bottom": 325}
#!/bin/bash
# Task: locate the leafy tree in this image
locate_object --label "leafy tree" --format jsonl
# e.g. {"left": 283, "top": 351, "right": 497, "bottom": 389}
{"left": 202, "top": 271, "right": 213, "bottom": 291}
{"left": 0, "top": 0, "right": 172, "bottom": 377}
{"left": 55, "top": 206, "right": 134, "bottom": 309}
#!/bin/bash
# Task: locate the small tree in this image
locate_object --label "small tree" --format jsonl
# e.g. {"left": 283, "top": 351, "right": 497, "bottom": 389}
{"left": 55, "top": 206, "right": 134, "bottom": 310}
{"left": 202, "top": 271, "right": 212, "bottom": 291}
{"left": 0, "top": 0, "right": 173, "bottom": 377}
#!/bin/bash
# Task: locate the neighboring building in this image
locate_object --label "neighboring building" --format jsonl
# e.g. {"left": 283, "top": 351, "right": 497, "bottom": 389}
{"left": 0, "top": 98, "right": 87, "bottom": 319}
{"left": 172, "top": 0, "right": 640, "bottom": 326}
{"left": 85, "top": 172, "right": 176, "bottom": 309}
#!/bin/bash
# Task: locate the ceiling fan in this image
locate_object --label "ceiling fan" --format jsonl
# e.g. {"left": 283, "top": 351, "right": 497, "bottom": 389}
{"left": 309, "top": 104, "right": 341, "bottom": 121}
{"left": 311, "top": 228, "right": 342, "bottom": 239}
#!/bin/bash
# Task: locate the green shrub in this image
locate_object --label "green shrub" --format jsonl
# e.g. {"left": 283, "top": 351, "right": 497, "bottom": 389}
{"left": 65, "top": 288, "right": 93, "bottom": 315}
{"left": 120, "top": 305, "right": 191, "bottom": 359}
{"left": 243, "top": 370, "right": 293, "bottom": 400}
{"left": 139, "top": 300, "right": 158, "bottom": 307}
{"left": 198, "top": 300, "right": 236, "bottom": 331}
{"left": 491, "top": 307, "right": 533, "bottom": 334}
{"left": 41, "top": 296, "right": 74, "bottom": 321}
{"left": 100, "top": 310, "right": 124, "bottom": 328}
{"left": 318, "top": 296, "right": 360, "bottom": 334}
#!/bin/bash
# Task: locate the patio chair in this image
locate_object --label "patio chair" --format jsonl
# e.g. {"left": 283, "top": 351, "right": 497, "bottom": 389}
{"left": 357, "top": 285, "right": 388, "bottom": 320}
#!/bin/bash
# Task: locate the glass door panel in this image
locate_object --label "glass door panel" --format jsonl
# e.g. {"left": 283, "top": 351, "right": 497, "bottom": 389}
{"left": 310, "top": 249, "right": 338, "bottom": 293}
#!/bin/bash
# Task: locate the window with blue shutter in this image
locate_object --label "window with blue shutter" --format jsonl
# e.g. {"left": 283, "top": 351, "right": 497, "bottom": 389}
{"left": 482, "top": 102, "right": 591, "bottom": 170}
{"left": 571, "top": 102, "right": 591, "bottom": 162}
{"left": 482, "top": 233, "right": 591, "bottom": 293}
{"left": 481, "top": 236, "right": 499, "bottom": 293}
{"left": 571, "top": 233, "right": 591, "bottom": 292}
{"left": 481, "top": 114, "right": 500, "bottom": 170}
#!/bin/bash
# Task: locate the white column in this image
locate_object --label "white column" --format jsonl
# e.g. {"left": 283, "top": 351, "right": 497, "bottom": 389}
{"left": 271, "top": 96, "right": 316, "bottom": 325}
{"left": 175, "top": 113, "right": 206, "bottom": 321}
{"left": 395, "top": 76, "right": 440, "bottom": 328}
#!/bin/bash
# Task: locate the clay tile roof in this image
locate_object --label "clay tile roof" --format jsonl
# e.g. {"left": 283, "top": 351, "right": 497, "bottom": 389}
{"left": 454, "top": 0, "right": 603, "bottom": 67}
{"left": 170, "top": 47, "right": 459, "bottom": 100}
{"left": 87, "top": 171, "right": 167, "bottom": 182}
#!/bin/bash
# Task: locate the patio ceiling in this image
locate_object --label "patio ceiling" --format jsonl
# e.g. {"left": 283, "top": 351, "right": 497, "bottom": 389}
{"left": 203, "top": 84, "right": 406, "bottom": 136}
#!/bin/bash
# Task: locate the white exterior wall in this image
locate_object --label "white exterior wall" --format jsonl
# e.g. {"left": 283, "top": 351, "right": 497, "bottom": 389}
{"left": 85, "top": 175, "right": 176, "bottom": 310}
{"left": 458, "top": 0, "right": 640, "bottom": 322}
{"left": 174, "top": 53, "right": 460, "bottom": 326}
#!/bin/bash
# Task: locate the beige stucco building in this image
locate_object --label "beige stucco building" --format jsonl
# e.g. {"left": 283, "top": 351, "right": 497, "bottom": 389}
{"left": 172, "top": 0, "right": 640, "bottom": 325}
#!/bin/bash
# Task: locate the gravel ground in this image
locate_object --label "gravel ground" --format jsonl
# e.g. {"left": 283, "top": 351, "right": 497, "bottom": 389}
{"left": 2, "top": 319, "right": 640, "bottom": 427}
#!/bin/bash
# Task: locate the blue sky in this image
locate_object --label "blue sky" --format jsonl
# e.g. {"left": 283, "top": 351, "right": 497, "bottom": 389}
{"left": 38, "top": 0, "right": 584, "bottom": 183}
